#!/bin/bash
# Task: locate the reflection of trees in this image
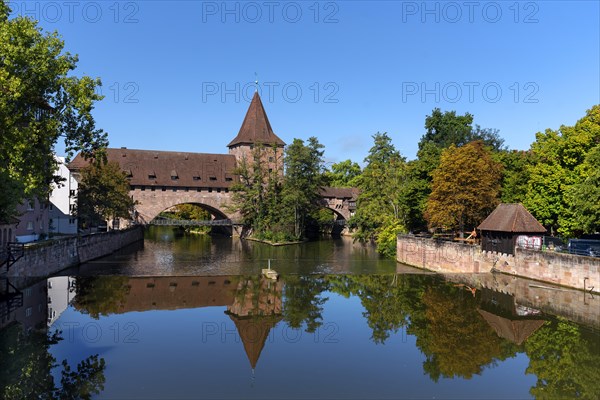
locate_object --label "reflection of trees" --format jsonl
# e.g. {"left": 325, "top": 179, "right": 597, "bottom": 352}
{"left": 282, "top": 275, "right": 329, "bottom": 333}
{"left": 0, "top": 324, "right": 105, "bottom": 399}
{"left": 327, "top": 275, "right": 427, "bottom": 344}
{"left": 525, "top": 319, "right": 600, "bottom": 399}
{"left": 73, "top": 276, "right": 130, "bottom": 319}
{"left": 412, "top": 286, "right": 519, "bottom": 381}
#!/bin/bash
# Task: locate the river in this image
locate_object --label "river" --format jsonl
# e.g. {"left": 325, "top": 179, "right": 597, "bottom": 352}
{"left": 1, "top": 226, "right": 599, "bottom": 399}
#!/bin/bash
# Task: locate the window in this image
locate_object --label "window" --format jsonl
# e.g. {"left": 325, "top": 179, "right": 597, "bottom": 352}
{"left": 151, "top": 187, "right": 156, "bottom": 192}
{"left": 25, "top": 307, "right": 32, "bottom": 317}
{"left": 70, "top": 204, "right": 76, "bottom": 212}
{"left": 269, "top": 157, "right": 274, "bottom": 162}
{"left": 69, "top": 219, "right": 76, "bottom": 225}
{"left": 26, "top": 221, "right": 34, "bottom": 231}
{"left": 171, "top": 170, "right": 178, "bottom": 180}
{"left": 172, "top": 188, "right": 177, "bottom": 192}
{"left": 49, "top": 204, "right": 53, "bottom": 211}
{"left": 141, "top": 186, "right": 146, "bottom": 191}
{"left": 193, "top": 176, "right": 201, "bottom": 181}
{"left": 209, "top": 177, "right": 217, "bottom": 181}
{"left": 162, "top": 187, "right": 166, "bottom": 191}
{"left": 148, "top": 171, "right": 157, "bottom": 179}
{"left": 69, "top": 189, "right": 76, "bottom": 197}
{"left": 27, "top": 200, "right": 35, "bottom": 211}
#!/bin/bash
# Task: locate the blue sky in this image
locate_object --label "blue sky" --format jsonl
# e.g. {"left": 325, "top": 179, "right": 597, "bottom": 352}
{"left": 10, "top": 0, "right": 600, "bottom": 163}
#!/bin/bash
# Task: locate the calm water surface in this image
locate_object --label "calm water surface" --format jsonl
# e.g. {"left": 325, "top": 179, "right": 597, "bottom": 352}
{"left": 1, "top": 227, "right": 599, "bottom": 399}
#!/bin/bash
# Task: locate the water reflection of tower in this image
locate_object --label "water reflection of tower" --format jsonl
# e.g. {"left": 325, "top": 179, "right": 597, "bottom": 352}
{"left": 226, "top": 277, "right": 283, "bottom": 373}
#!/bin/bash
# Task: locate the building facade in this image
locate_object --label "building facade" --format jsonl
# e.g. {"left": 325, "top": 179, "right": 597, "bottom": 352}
{"left": 48, "top": 157, "right": 78, "bottom": 235}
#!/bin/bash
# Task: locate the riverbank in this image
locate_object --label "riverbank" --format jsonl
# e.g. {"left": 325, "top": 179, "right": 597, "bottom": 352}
{"left": 397, "top": 235, "right": 600, "bottom": 293}
{"left": 2, "top": 226, "right": 144, "bottom": 277}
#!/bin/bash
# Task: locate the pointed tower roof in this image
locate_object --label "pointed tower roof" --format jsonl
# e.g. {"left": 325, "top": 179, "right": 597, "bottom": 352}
{"left": 228, "top": 91, "right": 285, "bottom": 148}
{"left": 478, "top": 203, "right": 546, "bottom": 233}
{"left": 229, "top": 314, "right": 282, "bottom": 369}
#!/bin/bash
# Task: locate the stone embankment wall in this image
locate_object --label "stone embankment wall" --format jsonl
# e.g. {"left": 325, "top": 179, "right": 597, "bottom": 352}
{"left": 5, "top": 227, "right": 144, "bottom": 277}
{"left": 397, "top": 235, "right": 600, "bottom": 293}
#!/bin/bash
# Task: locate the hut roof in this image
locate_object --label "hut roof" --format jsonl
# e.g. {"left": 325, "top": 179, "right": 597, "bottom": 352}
{"left": 477, "top": 309, "right": 545, "bottom": 345}
{"left": 477, "top": 203, "right": 546, "bottom": 233}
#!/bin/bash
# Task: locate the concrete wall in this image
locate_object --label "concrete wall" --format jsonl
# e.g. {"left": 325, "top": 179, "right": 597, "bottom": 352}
{"left": 397, "top": 235, "right": 600, "bottom": 293}
{"left": 5, "top": 226, "right": 144, "bottom": 277}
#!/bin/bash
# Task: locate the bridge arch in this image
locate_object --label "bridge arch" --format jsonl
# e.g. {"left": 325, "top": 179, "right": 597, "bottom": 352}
{"left": 131, "top": 190, "right": 236, "bottom": 224}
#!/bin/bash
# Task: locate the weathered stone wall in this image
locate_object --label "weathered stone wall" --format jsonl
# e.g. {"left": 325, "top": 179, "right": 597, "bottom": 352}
{"left": 397, "top": 235, "right": 600, "bottom": 293}
{"left": 5, "top": 226, "right": 143, "bottom": 277}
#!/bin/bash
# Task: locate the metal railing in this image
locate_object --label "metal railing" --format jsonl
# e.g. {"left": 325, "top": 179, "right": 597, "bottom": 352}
{"left": 149, "top": 218, "right": 233, "bottom": 227}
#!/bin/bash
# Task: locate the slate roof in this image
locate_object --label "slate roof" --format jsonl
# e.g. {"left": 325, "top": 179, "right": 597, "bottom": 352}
{"left": 477, "top": 203, "right": 546, "bottom": 233}
{"left": 69, "top": 148, "right": 237, "bottom": 188}
{"left": 227, "top": 91, "right": 285, "bottom": 148}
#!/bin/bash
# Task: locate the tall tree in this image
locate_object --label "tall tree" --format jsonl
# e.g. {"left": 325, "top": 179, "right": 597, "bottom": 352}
{"left": 419, "top": 108, "right": 474, "bottom": 151}
{"left": 76, "top": 161, "right": 135, "bottom": 229}
{"left": 0, "top": 2, "right": 107, "bottom": 221}
{"left": 565, "top": 144, "right": 600, "bottom": 234}
{"left": 426, "top": 141, "right": 502, "bottom": 236}
{"left": 524, "top": 105, "right": 600, "bottom": 236}
{"left": 351, "top": 133, "right": 410, "bottom": 257}
{"left": 323, "top": 159, "right": 361, "bottom": 187}
{"left": 283, "top": 137, "right": 325, "bottom": 238}
{"left": 498, "top": 150, "right": 534, "bottom": 204}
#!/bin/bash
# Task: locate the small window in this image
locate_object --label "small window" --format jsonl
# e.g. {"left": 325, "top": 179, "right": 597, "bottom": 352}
{"left": 209, "top": 177, "right": 217, "bottom": 181}
{"left": 208, "top": 188, "right": 213, "bottom": 193}
{"left": 141, "top": 186, "right": 146, "bottom": 191}
{"left": 269, "top": 157, "right": 274, "bottom": 162}
{"left": 151, "top": 187, "right": 156, "bottom": 192}
{"left": 26, "top": 221, "right": 34, "bottom": 231}
{"left": 196, "top": 188, "right": 201, "bottom": 192}
{"left": 193, "top": 175, "right": 201, "bottom": 181}
{"left": 25, "top": 307, "right": 32, "bottom": 317}
{"left": 172, "top": 188, "right": 177, "bottom": 192}
{"left": 269, "top": 168, "right": 273, "bottom": 173}
{"left": 27, "top": 201, "right": 35, "bottom": 211}
{"left": 49, "top": 204, "right": 53, "bottom": 211}
{"left": 161, "top": 187, "right": 166, "bottom": 192}
{"left": 217, "top": 188, "right": 221, "bottom": 193}
{"left": 171, "top": 170, "right": 178, "bottom": 180}
{"left": 148, "top": 171, "right": 157, "bottom": 179}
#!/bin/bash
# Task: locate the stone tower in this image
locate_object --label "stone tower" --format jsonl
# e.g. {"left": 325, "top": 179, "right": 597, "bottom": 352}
{"left": 227, "top": 91, "right": 285, "bottom": 173}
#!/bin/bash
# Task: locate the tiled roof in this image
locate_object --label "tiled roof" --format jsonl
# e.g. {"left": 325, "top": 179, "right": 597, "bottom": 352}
{"left": 227, "top": 91, "right": 285, "bottom": 147}
{"left": 477, "top": 203, "right": 546, "bottom": 233}
{"left": 319, "top": 187, "right": 359, "bottom": 200}
{"left": 69, "top": 148, "right": 237, "bottom": 188}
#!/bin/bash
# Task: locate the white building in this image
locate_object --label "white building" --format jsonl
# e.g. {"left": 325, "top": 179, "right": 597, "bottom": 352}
{"left": 47, "top": 276, "right": 77, "bottom": 327}
{"left": 49, "top": 156, "right": 78, "bottom": 235}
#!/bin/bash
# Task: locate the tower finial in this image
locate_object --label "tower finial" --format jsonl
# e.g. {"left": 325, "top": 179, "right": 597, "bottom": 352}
{"left": 254, "top": 72, "right": 259, "bottom": 93}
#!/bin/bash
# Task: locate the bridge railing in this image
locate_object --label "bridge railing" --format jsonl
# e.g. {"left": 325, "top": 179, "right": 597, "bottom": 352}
{"left": 149, "top": 218, "right": 233, "bottom": 227}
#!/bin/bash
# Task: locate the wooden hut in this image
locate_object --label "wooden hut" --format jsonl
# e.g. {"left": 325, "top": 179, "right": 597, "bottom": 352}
{"left": 477, "top": 203, "right": 546, "bottom": 255}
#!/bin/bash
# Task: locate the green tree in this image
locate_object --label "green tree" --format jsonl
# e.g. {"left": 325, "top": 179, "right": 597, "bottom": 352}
{"left": 282, "top": 275, "right": 329, "bottom": 333}
{"left": 76, "top": 161, "right": 135, "bottom": 229}
{"left": 323, "top": 159, "right": 361, "bottom": 187}
{"left": 351, "top": 133, "right": 410, "bottom": 257}
{"left": 525, "top": 318, "right": 600, "bottom": 399}
{"left": 426, "top": 141, "right": 502, "bottom": 236}
{"left": 229, "top": 144, "right": 289, "bottom": 241}
{"left": 283, "top": 137, "right": 326, "bottom": 239}
{"left": 566, "top": 144, "right": 600, "bottom": 233}
{"left": 498, "top": 150, "right": 534, "bottom": 203}
{"left": 406, "top": 109, "right": 504, "bottom": 232}
{"left": 0, "top": 322, "right": 106, "bottom": 399}
{"left": 524, "top": 105, "right": 600, "bottom": 236}
{"left": 0, "top": 2, "right": 107, "bottom": 221}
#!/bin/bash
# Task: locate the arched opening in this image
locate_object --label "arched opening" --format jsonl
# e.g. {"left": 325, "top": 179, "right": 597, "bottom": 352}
{"left": 308, "top": 207, "right": 347, "bottom": 237}
{"left": 150, "top": 203, "right": 232, "bottom": 236}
